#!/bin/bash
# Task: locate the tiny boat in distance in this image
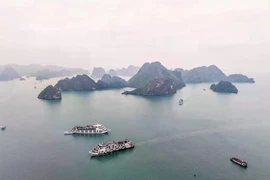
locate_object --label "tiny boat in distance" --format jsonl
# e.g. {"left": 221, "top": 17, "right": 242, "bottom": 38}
{"left": 179, "top": 99, "right": 183, "bottom": 105}
{"left": 64, "top": 124, "right": 110, "bottom": 135}
{"left": 1, "top": 125, "right": 6, "bottom": 130}
{"left": 230, "top": 157, "right": 248, "bottom": 168}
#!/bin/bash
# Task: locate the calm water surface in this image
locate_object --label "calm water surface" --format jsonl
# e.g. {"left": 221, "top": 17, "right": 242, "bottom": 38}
{"left": 0, "top": 74, "right": 270, "bottom": 180}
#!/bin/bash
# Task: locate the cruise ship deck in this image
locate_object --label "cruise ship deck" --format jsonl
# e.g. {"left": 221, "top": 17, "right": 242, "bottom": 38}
{"left": 64, "top": 124, "right": 110, "bottom": 135}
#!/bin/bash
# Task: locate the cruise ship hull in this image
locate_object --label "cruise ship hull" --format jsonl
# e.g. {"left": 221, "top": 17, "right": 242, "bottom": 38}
{"left": 230, "top": 158, "right": 248, "bottom": 168}
{"left": 64, "top": 130, "right": 109, "bottom": 135}
{"left": 89, "top": 140, "right": 135, "bottom": 157}
{"left": 64, "top": 124, "right": 110, "bottom": 135}
{"left": 90, "top": 146, "right": 135, "bottom": 157}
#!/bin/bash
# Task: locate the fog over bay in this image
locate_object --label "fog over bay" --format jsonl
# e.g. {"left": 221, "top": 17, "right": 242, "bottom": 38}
{"left": 0, "top": 0, "right": 270, "bottom": 73}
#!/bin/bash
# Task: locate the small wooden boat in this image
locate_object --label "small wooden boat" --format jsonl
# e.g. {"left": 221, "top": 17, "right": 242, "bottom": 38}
{"left": 179, "top": 99, "right": 183, "bottom": 105}
{"left": 230, "top": 157, "right": 248, "bottom": 168}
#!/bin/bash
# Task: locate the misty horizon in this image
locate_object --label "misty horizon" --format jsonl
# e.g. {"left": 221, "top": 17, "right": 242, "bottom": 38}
{"left": 1, "top": 0, "right": 269, "bottom": 73}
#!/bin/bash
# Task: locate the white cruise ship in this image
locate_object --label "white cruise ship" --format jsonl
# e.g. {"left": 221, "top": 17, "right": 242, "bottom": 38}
{"left": 64, "top": 124, "right": 110, "bottom": 135}
{"left": 89, "top": 139, "right": 135, "bottom": 157}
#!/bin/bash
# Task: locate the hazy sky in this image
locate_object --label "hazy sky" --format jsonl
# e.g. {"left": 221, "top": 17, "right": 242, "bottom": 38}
{"left": 0, "top": 0, "right": 270, "bottom": 73}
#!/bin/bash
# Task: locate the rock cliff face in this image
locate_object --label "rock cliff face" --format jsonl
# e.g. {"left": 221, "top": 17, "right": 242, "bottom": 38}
{"left": 0, "top": 66, "right": 21, "bottom": 81}
{"left": 176, "top": 65, "right": 227, "bottom": 83}
{"left": 170, "top": 70, "right": 185, "bottom": 84}
{"left": 127, "top": 62, "right": 185, "bottom": 89}
{"left": 123, "top": 78, "right": 177, "bottom": 96}
{"left": 116, "top": 65, "right": 140, "bottom": 76}
{"left": 175, "top": 65, "right": 255, "bottom": 83}
{"left": 38, "top": 85, "right": 62, "bottom": 100}
{"left": 108, "top": 69, "right": 118, "bottom": 77}
{"left": 97, "top": 74, "right": 127, "bottom": 89}
{"left": 32, "top": 69, "right": 73, "bottom": 80}
{"left": 91, "top": 67, "right": 105, "bottom": 78}
{"left": 210, "top": 81, "right": 238, "bottom": 93}
{"left": 226, "top": 74, "right": 255, "bottom": 83}
{"left": 55, "top": 74, "right": 97, "bottom": 91}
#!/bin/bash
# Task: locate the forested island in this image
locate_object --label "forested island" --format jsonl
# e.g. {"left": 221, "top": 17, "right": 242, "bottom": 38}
{"left": 32, "top": 61, "right": 255, "bottom": 99}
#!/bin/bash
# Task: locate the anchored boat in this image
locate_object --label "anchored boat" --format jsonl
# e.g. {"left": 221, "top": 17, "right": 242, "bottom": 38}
{"left": 89, "top": 139, "right": 135, "bottom": 157}
{"left": 179, "top": 99, "right": 184, "bottom": 105}
{"left": 230, "top": 157, "right": 248, "bottom": 168}
{"left": 64, "top": 124, "right": 110, "bottom": 135}
{"left": 1, "top": 125, "right": 6, "bottom": 130}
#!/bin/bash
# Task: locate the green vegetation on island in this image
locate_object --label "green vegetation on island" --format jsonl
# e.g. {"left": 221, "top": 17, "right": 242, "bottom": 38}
{"left": 38, "top": 85, "right": 62, "bottom": 100}
{"left": 210, "top": 81, "right": 238, "bottom": 93}
{"left": 127, "top": 62, "right": 186, "bottom": 89}
{"left": 97, "top": 74, "right": 127, "bottom": 89}
{"left": 226, "top": 74, "right": 255, "bottom": 83}
{"left": 175, "top": 65, "right": 255, "bottom": 83}
{"left": 55, "top": 74, "right": 97, "bottom": 91}
{"left": 123, "top": 78, "right": 177, "bottom": 96}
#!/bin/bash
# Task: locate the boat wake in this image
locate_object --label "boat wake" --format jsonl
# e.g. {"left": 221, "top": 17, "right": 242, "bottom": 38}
{"left": 137, "top": 129, "right": 214, "bottom": 146}
{"left": 137, "top": 123, "right": 266, "bottom": 146}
